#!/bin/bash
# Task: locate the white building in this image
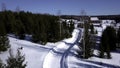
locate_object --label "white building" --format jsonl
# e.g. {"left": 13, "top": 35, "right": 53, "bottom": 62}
{"left": 90, "top": 17, "right": 116, "bottom": 37}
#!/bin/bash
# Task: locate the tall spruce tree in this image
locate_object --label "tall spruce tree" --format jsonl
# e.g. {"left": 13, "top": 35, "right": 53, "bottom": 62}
{"left": 108, "top": 26, "right": 116, "bottom": 50}
{"left": 77, "top": 16, "right": 93, "bottom": 58}
{"left": 99, "top": 26, "right": 116, "bottom": 59}
{"left": 99, "top": 29, "right": 111, "bottom": 58}
{"left": 83, "top": 21, "right": 92, "bottom": 58}
{"left": 77, "top": 20, "right": 93, "bottom": 59}
{"left": 89, "top": 23, "right": 96, "bottom": 56}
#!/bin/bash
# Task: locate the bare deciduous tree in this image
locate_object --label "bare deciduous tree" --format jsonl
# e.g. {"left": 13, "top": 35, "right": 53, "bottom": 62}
{"left": 1, "top": 3, "right": 6, "bottom": 11}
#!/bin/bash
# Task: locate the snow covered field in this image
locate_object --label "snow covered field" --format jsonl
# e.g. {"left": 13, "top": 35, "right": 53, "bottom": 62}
{"left": 0, "top": 37, "right": 52, "bottom": 68}
{"left": 68, "top": 49, "right": 120, "bottom": 68}
{"left": 0, "top": 28, "right": 120, "bottom": 68}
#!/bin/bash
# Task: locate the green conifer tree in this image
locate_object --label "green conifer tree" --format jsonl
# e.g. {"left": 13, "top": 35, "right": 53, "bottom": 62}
{"left": 0, "top": 16, "right": 10, "bottom": 51}
{"left": 117, "top": 27, "right": 120, "bottom": 47}
{"left": 99, "top": 26, "right": 116, "bottom": 59}
{"left": 6, "top": 49, "right": 27, "bottom": 68}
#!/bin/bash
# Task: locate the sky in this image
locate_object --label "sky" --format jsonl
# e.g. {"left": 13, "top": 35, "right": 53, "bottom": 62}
{"left": 0, "top": 0, "right": 120, "bottom": 15}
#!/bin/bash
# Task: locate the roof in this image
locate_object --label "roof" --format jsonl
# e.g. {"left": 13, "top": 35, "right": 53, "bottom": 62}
{"left": 90, "top": 17, "right": 99, "bottom": 21}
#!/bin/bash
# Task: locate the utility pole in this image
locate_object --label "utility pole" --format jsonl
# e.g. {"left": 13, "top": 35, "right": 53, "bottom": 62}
{"left": 16, "top": 6, "right": 20, "bottom": 13}
{"left": 57, "top": 10, "right": 62, "bottom": 40}
{"left": 81, "top": 10, "right": 87, "bottom": 58}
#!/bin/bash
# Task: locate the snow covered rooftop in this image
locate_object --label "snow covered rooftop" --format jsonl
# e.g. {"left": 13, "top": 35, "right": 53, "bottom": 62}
{"left": 90, "top": 17, "right": 99, "bottom": 21}
{"left": 102, "top": 20, "right": 116, "bottom": 24}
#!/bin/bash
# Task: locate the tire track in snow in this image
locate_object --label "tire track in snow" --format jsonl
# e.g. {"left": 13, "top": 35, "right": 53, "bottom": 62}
{"left": 60, "top": 29, "right": 82, "bottom": 68}
{"left": 43, "top": 28, "right": 82, "bottom": 68}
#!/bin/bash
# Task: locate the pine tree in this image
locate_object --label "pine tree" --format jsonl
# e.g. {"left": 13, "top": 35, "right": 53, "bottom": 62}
{"left": 16, "top": 19, "right": 25, "bottom": 39}
{"left": 89, "top": 23, "right": 96, "bottom": 56}
{"left": 99, "top": 26, "right": 116, "bottom": 59}
{"left": 62, "top": 21, "right": 71, "bottom": 38}
{"left": 106, "top": 26, "right": 116, "bottom": 50}
{"left": 99, "top": 29, "right": 111, "bottom": 58}
{"left": 0, "top": 36, "right": 10, "bottom": 51}
{"left": 81, "top": 20, "right": 93, "bottom": 59}
{"left": 0, "top": 16, "right": 10, "bottom": 51}
{"left": 117, "top": 27, "right": 120, "bottom": 47}
{"left": 6, "top": 49, "right": 27, "bottom": 68}
{"left": 90, "top": 24, "right": 94, "bottom": 34}
{"left": 84, "top": 21, "right": 91, "bottom": 58}
{"left": 69, "top": 20, "right": 74, "bottom": 34}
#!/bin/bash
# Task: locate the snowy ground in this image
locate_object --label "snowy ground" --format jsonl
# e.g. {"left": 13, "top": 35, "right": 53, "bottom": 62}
{"left": 0, "top": 28, "right": 120, "bottom": 68}
{"left": 0, "top": 28, "right": 81, "bottom": 68}
{"left": 68, "top": 49, "right": 120, "bottom": 68}
{"left": 0, "top": 37, "right": 53, "bottom": 68}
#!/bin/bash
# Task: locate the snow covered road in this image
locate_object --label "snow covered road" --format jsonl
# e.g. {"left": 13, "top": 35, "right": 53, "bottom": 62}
{"left": 43, "top": 28, "right": 82, "bottom": 68}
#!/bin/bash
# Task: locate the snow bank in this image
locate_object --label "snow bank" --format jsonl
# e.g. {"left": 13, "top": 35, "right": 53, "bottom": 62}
{"left": 88, "top": 50, "right": 120, "bottom": 67}
{"left": 68, "top": 55, "right": 103, "bottom": 68}
{"left": 68, "top": 48, "right": 120, "bottom": 68}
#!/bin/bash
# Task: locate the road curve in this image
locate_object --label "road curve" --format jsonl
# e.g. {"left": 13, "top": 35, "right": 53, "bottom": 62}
{"left": 43, "top": 28, "right": 82, "bottom": 68}
{"left": 60, "top": 28, "right": 82, "bottom": 68}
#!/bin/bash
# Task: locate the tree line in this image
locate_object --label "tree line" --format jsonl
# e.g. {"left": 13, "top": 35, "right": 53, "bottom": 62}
{"left": 0, "top": 10, "right": 74, "bottom": 45}
{"left": 0, "top": 10, "right": 74, "bottom": 68}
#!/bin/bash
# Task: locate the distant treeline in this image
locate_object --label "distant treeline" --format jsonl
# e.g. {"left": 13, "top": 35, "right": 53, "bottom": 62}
{"left": 0, "top": 11, "right": 74, "bottom": 44}
{"left": 61, "top": 15, "right": 120, "bottom": 22}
